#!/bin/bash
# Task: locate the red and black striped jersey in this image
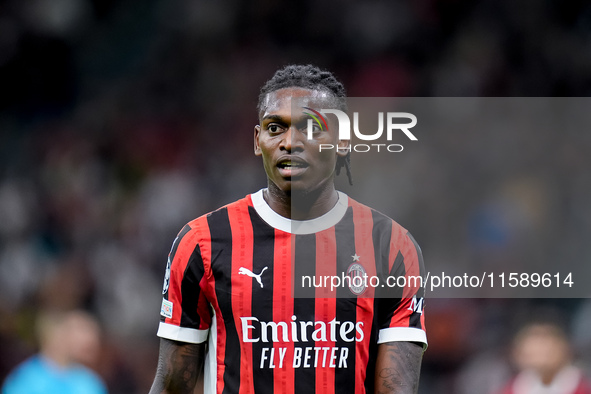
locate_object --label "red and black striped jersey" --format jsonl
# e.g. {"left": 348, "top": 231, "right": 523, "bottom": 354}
{"left": 157, "top": 189, "right": 426, "bottom": 394}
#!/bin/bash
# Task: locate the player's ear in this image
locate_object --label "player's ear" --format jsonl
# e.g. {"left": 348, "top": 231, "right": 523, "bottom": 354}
{"left": 254, "top": 125, "right": 262, "bottom": 156}
{"left": 336, "top": 138, "right": 350, "bottom": 158}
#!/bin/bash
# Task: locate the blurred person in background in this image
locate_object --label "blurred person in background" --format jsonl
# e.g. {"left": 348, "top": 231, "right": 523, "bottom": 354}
{"left": 1, "top": 309, "right": 108, "bottom": 394}
{"left": 499, "top": 322, "right": 591, "bottom": 394}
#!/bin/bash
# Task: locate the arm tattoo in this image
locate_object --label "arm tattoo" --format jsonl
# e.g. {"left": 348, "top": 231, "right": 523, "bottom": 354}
{"left": 375, "top": 342, "right": 423, "bottom": 394}
{"left": 149, "top": 338, "right": 205, "bottom": 394}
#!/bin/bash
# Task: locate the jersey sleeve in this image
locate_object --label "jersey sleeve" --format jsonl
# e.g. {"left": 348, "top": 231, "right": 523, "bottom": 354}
{"left": 376, "top": 228, "right": 427, "bottom": 348}
{"left": 157, "top": 224, "right": 213, "bottom": 344}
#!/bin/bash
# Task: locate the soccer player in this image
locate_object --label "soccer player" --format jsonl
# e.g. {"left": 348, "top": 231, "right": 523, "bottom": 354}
{"left": 149, "top": 64, "right": 426, "bottom": 394}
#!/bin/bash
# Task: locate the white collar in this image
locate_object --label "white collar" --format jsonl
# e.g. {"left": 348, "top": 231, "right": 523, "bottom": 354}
{"left": 251, "top": 189, "right": 348, "bottom": 234}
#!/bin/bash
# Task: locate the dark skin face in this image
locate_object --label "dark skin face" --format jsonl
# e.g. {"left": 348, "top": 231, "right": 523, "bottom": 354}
{"left": 254, "top": 87, "right": 349, "bottom": 220}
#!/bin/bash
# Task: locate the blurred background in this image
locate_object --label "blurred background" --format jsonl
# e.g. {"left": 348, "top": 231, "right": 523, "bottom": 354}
{"left": 1, "top": 0, "right": 591, "bottom": 392}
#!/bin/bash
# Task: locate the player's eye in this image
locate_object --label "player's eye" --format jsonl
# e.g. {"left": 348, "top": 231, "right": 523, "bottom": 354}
{"left": 295, "top": 120, "right": 323, "bottom": 133}
{"left": 268, "top": 124, "right": 283, "bottom": 133}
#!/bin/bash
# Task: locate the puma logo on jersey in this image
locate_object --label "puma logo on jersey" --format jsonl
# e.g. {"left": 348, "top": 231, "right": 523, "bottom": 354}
{"left": 238, "top": 267, "right": 268, "bottom": 288}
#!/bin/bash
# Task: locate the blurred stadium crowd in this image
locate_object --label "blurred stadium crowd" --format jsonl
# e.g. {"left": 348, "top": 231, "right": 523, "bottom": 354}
{"left": 1, "top": 0, "right": 591, "bottom": 392}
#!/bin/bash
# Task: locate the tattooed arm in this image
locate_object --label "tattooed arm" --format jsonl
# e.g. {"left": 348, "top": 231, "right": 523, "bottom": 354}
{"left": 149, "top": 338, "right": 206, "bottom": 394}
{"left": 375, "top": 341, "right": 423, "bottom": 394}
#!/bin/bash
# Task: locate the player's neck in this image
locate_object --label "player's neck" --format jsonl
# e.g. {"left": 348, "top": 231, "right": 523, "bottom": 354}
{"left": 264, "top": 182, "right": 339, "bottom": 220}
{"left": 40, "top": 346, "right": 71, "bottom": 368}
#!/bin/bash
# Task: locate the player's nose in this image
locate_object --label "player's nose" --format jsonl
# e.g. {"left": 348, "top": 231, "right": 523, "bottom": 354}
{"left": 280, "top": 126, "right": 304, "bottom": 152}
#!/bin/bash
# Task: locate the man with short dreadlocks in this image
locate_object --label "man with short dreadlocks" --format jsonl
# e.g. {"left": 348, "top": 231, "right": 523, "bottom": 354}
{"left": 149, "top": 64, "right": 427, "bottom": 394}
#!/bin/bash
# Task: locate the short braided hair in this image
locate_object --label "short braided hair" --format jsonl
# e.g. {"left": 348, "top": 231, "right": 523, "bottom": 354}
{"left": 258, "top": 64, "right": 352, "bottom": 185}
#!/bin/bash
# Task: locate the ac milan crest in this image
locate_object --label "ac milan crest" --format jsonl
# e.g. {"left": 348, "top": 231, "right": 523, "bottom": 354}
{"left": 347, "top": 259, "right": 367, "bottom": 296}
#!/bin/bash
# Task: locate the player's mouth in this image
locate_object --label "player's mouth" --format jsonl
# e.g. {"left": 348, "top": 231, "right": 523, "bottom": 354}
{"left": 277, "top": 158, "right": 309, "bottom": 177}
